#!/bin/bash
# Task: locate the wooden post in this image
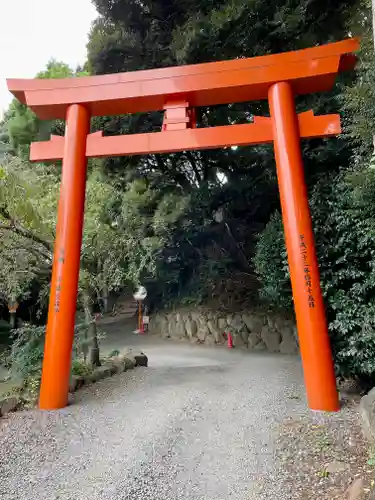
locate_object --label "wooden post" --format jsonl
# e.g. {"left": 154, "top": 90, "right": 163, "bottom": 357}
{"left": 138, "top": 301, "right": 143, "bottom": 332}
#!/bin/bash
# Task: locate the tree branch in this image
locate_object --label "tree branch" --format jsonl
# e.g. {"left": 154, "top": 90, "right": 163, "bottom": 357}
{"left": 185, "top": 151, "right": 202, "bottom": 185}
{"left": 0, "top": 219, "right": 53, "bottom": 254}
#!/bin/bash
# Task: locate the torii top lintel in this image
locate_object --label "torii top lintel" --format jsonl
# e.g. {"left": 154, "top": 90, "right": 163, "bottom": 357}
{"left": 7, "top": 39, "right": 358, "bottom": 121}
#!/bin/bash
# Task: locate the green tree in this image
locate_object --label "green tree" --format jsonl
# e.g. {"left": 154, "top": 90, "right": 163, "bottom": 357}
{"left": 3, "top": 60, "right": 89, "bottom": 160}
{"left": 85, "top": 0, "right": 359, "bottom": 308}
{"left": 0, "top": 155, "right": 129, "bottom": 365}
{"left": 343, "top": 0, "right": 375, "bottom": 158}
{"left": 0, "top": 158, "right": 54, "bottom": 300}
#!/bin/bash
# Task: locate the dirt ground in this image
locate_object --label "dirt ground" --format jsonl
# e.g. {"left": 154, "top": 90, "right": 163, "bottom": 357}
{"left": 274, "top": 395, "right": 375, "bottom": 499}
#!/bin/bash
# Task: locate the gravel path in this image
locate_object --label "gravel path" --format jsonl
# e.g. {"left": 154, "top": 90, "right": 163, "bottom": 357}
{"left": 0, "top": 338, "right": 309, "bottom": 499}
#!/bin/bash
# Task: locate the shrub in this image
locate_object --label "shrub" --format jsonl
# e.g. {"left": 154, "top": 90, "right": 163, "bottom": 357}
{"left": 254, "top": 168, "right": 375, "bottom": 380}
{"left": 253, "top": 211, "right": 291, "bottom": 309}
{"left": 0, "top": 318, "right": 12, "bottom": 334}
{"left": 5, "top": 324, "right": 45, "bottom": 378}
{"left": 71, "top": 359, "right": 93, "bottom": 377}
{"left": 3, "top": 321, "right": 106, "bottom": 380}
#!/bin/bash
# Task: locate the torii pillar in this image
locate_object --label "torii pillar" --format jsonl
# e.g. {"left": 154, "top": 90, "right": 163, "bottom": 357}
{"left": 7, "top": 38, "right": 359, "bottom": 411}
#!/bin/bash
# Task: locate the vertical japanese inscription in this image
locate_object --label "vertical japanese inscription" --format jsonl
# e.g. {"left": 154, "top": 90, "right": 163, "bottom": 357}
{"left": 54, "top": 248, "right": 65, "bottom": 313}
{"left": 299, "top": 234, "right": 315, "bottom": 308}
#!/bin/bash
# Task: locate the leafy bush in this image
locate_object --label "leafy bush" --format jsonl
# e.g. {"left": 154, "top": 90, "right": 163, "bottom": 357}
{"left": 0, "top": 319, "right": 12, "bottom": 350}
{"left": 253, "top": 211, "right": 291, "bottom": 309}
{"left": 254, "top": 168, "right": 375, "bottom": 380}
{"left": 0, "top": 318, "right": 12, "bottom": 334}
{"left": 5, "top": 324, "right": 45, "bottom": 378}
{"left": 71, "top": 359, "right": 93, "bottom": 377}
{"left": 3, "top": 321, "right": 106, "bottom": 380}
{"left": 73, "top": 321, "right": 106, "bottom": 361}
{"left": 22, "top": 375, "right": 42, "bottom": 406}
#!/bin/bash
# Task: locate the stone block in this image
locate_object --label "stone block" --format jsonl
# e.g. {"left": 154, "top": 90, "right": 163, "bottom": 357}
{"left": 69, "top": 375, "right": 79, "bottom": 392}
{"left": 101, "top": 364, "right": 116, "bottom": 376}
{"left": 160, "top": 316, "right": 169, "bottom": 335}
{"left": 106, "top": 355, "right": 126, "bottom": 373}
{"left": 247, "top": 332, "right": 261, "bottom": 349}
{"left": 218, "top": 317, "right": 227, "bottom": 330}
{"left": 279, "top": 325, "right": 298, "bottom": 354}
{"left": 242, "top": 314, "right": 263, "bottom": 334}
{"left": 207, "top": 320, "right": 224, "bottom": 343}
{"left": 185, "top": 319, "right": 198, "bottom": 339}
{"left": 360, "top": 387, "right": 375, "bottom": 442}
{"left": 0, "top": 396, "right": 20, "bottom": 416}
{"left": 152, "top": 315, "right": 162, "bottom": 335}
{"left": 279, "top": 337, "right": 298, "bottom": 355}
{"left": 173, "top": 320, "right": 186, "bottom": 339}
{"left": 240, "top": 325, "right": 249, "bottom": 344}
{"left": 124, "top": 357, "right": 136, "bottom": 370}
{"left": 267, "top": 316, "right": 275, "bottom": 329}
{"left": 231, "top": 314, "right": 243, "bottom": 332}
{"left": 197, "top": 323, "right": 209, "bottom": 342}
{"left": 134, "top": 353, "right": 148, "bottom": 367}
{"left": 233, "top": 332, "right": 246, "bottom": 348}
{"left": 168, "top": 315, "right": 177, "bottom": 337}
{"left": 279, "top": 324, "right": 294, "bottom": 338}
{"left": 261, "top": 326, "right": 281, "bottom": 352}
{"left": 197, "top": 313, "right": 208, "bottom": 325}
{"left": 205, "top": 335, "right": 215, "bottom": 346}
{"left": 148, "top": 316, "right": 157, "bottom": 334}
{"left": 191, "top": 311, "right": 200, "bottom": 322}
{"left": 253, "top": 340, "right": 267, "bottom": 351}
{"left": 121, "top": 349, "right": 138, "bottom": 368}
{"left": 113, "top": 361, "right": 126, "bottom": 373}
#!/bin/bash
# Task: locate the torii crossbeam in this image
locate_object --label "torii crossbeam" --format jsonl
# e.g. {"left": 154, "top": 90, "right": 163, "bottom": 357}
{"left": 7, "top": 38, "right": 359, "bottom": 412}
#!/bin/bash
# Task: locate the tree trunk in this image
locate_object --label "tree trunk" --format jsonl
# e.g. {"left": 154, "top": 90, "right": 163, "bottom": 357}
{"left": 98, "top": 258, "right": 109, "bottom": 314}
{"left": 102, "top": 293, "right": 109, "bottom": 314}
{"left": 83, "top": 292, "right": 101, "bottom": 368}
{"left": 102, "top": 260, "right": 109, "bottom": 314}
{"left": 89, "top": 321, "right": 101, "bottom": 367}
{"left": 9, "top": 312, "right": 16, "bottom": 329}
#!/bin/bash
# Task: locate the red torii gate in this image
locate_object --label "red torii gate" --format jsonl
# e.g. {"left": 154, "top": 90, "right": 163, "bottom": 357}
{"left": 7, "top": 38, "right": 358, "bottom": 412}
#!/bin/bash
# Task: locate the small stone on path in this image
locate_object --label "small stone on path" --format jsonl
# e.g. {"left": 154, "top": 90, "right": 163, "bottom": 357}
{"left": 345, "top": 478, "right": 364, "bottom": 500}
{"left": 325, "top": 460, "right": 349, "bottom": 474}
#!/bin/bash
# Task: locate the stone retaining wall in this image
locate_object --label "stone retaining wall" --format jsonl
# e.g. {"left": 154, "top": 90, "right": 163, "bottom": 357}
{"left": 149, "top": 309, "right": 298, "bottom": 354}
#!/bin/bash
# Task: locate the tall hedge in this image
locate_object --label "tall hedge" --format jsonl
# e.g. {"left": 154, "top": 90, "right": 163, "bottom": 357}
{"left": 255, "top": 167, "right": 375, "bottom": 380}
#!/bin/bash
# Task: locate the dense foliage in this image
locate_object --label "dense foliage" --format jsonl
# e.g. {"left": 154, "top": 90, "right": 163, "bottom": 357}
{"left": 254, "top": 0, "right": 375, "bottom": 379}
{"left": 255, "top": 167, "right": 375, "bottom": 379}
{"left": 85, "top": 0, "right": 359, "bottom": 307}
{"left": 1, "top": 0, "right": 375, "bottom": 381}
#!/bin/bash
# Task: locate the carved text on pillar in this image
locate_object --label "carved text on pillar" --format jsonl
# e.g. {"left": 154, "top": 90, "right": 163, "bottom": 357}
{"left": 299, "top": 234, "right": 315, "bottom": 309}
{"left": 54, "top": 248, "right": 65, "bottom": 313}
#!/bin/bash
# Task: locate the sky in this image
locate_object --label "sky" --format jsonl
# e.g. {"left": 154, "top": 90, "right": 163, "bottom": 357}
{"left": 0, "top": 0, "right": 98, "bottom": 117}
